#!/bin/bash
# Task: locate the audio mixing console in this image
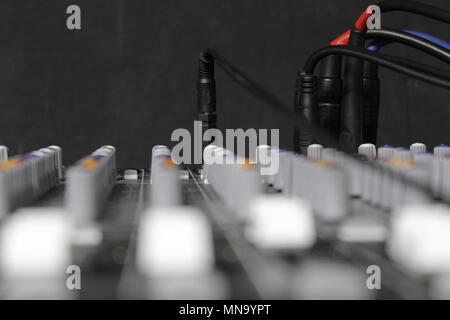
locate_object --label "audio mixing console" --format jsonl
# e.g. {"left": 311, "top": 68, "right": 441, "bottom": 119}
{"left": 0, "top": 142, "right": 450, "bottom": 299}
{"left": 0, "top": 0, "right": 449, "bottom": 302}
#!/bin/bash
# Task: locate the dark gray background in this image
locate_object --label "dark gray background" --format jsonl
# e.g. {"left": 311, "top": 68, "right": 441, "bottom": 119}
{"left": 0, "top": 0, "right": 448, "bottom": 167}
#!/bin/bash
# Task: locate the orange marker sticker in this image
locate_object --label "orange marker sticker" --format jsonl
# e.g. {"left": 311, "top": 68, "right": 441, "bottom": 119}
{"left": 164, "top": 158, "right": 176, "bottom": 169}
{"left": 83, "top": 158, "right": 99, "bottom": 171}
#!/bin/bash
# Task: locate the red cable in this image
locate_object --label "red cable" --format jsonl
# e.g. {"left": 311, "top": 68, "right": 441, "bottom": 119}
{"left": 330, "top": 29, "right": 351, "bottom": 45}
{"left": 330, "top": 6, "right": 373, "bottom": 45}
{"left": 354, "top": 7, "right": 374, "bottom": 32}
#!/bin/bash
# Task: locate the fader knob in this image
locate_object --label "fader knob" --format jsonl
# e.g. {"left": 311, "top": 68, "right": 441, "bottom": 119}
{"left": 322, "top": 148, "right": 336, "bottom": 163}
{"left": 150, "top": 160, "right": 182, "bottom": 207}
{"left": 434, "top": 144, "right": 450, "bottom": 158}
{"left": 410, "top": 143, "right": 427, "bottom": 154}
{"left": 255, "top": 145, "right": 275, "bottom": 184}
{"left": 137, "top": 206, "right": 214, "bottom": 277}
{"left": 377, "top": 145, "right": 395, "bottom": 160}
{"left": 0, "top": 146, "right": 7, "bottom": 163}
{"left": 150, "top": 145, "right": 171, "bottom": 180}
{"left": 358, "top": 143, "right": 376, "bottom": 160}
{"left": 394, "top": 148, "right": 413, "bottom": 162}
{"left": 246, "top": 195, "right": 316, "bottom": 250}
{"left": 202, "top": 144, "right": 217, "bottom": 183}
{"left": 48, "top": 146, "right": 63, "bottom": 180}
{"left": 307, "top": 144, "right": 323, "bottom": 161}
{"left": 0, "top": 208, "right": 71, "bottom": 279}
{"left": 387, "top": 204, "right": 450, "bottom": 274}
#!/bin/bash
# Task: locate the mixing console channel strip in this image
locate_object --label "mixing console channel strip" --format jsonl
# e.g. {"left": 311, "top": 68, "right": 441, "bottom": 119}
{"left": 1, "top": 142, "right": 450, "bottom": 299}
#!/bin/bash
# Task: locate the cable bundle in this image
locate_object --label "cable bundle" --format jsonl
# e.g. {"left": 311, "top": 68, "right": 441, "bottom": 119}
{"left": 295, "top": 0, "right": 450, "bottom": 153}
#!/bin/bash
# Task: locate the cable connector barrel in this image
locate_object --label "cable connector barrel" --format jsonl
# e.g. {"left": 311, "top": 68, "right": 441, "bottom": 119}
{"left": 318, "top": 55, "right": 342, "bottom": 138}
{"left": 294, "top": 72, "right": 318, "bottom": 153}
{"left": 197, "top": 50, "right": 217, "bottom": 132}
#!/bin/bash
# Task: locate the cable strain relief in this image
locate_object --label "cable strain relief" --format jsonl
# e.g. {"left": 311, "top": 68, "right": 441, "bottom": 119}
{"left": 318, "top": 78, "right": 342, "bottom": 101}
{"left": 348, "top": 28, "right": 365, "bottom": 47}
{"left": 319, "top": 55, "right": 342, "bottom": 78}
{"left": 300, "top": 73, "right": 317, "bottom": 95}
{"left": 199, "top": 50, "right": 215, "bottom": 78}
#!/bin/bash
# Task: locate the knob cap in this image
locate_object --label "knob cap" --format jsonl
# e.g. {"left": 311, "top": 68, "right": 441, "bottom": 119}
{"left": 377, "top": 145, "right": 395, "bottom": 161}
{"left": 322, "top": 148, "right": 337, "bottom": 163}
{"left": 307, "top": 144, "right": 323, "bottom": 161}
{"left": 394, "top": 148, "right": 413, "bottom": 162}
{"left": 410, "top": 142, "right": 427, "bottom": 154}
{"left": 0, "top": 146, "right": 8, "bottom": 163}
{"left": 434, "top": 144, "right": 450, "bottom": 158}
{"left": 358, "top": 143, "right": 376, "bottom": 160}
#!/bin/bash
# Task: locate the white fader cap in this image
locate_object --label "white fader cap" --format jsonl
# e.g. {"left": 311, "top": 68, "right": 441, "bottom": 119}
{"left": 48, "top": 145, "right": 63, "bottom": 180}
{"left": 388, "top": 204, "right": 450, "bottom": 274}
{"left": 202, "top": 144, "right": 217, "bottom": 183}
{"left": 377, "top": 145, "right": 395, "bottom": 160}
{"left": 150, "top": 145, "right": 171, "bottom": 178}
{"left": 358, "top": 143, "right": 376, "bottom": 160}
{"left": 434, "top": 144, "right": 450, "bottom": 158}
{"left": 410, "top": 143, "right": 427, "bottom": 154}
{"left": 255, "top": 145, "right": 275, "bottom": 185}
{"left": 0, "top": 208, "right": 71, "bottom": 279}
{"left": 0, "top": 146, "right": 7, "bottom": 163}
{"left": 322, "top": 148, "right": 336, "bottom": 163}
{"left": 307, "top": 144, "right": 323, "bottom": 161}
{"left": 136, "top": 206, "right": 214, "bottom": 278}
{"left": 245, "top": 195, "right": 316, "bottom": 251}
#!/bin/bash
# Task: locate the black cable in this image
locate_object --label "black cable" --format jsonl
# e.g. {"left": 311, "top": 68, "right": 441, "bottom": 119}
{"left": 201, "top": 48, "right": 339, "bottom": 149}
{"left": 376, "top": 0, "right": 450, "bottom": 25}
{"left": 380, "top": 52, "right": 450, "bottom": 80}
{"left": 353, "top": 0, "right": 450, "bottom": 145}
{"left": 365, "top": 28, "right": 450, "bottom": 64}
{"left": 360, "top": 27, "right": 450, "bottom": 144}
{"left": 361, "top": 52, "right": 450, "bottom": 145}
{"left": 362, "top": 61, "right": 380, "bottom": 144}
{"left": 340, "top": 29, "right": 365, "bottom": 152}
{"left": 303, "top": 45, "right": 450, "bottom": 89}
{"left": 202, "top": 47, "right": 450, "bottom": 151}
{"left": 302, "top": 42, "right": 450, "bottom": 149}
{"left": 197, "top": 50, "right": 217, "bottom": 132}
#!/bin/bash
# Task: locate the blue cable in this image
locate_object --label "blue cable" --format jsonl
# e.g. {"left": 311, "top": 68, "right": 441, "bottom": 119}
{"left": 368, "top": 29, "right": 450, "bottom": 52}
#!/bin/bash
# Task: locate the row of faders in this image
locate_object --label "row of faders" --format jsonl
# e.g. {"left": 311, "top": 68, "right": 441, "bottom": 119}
{"left": 0, "top": 146, "right": 63, "bottom": 218}
{"left": 201, "top": 145, "right": 369, "bottom": 299}
{"left": 65, "top": 145, "right": 116, "bottom": 227}
{"left": 269, "top": 143, "right": 434, "bottom": 220}
{"left": 0, "top": 146, "right": 114, "bottom": 299}
{"left": 348, "top": 143, "right": 450, "bottom": 209}
{"left": 273, "top": 142, "right": 450, "bottom": 297}
{"left": 355, "top": 143, "right": 450, "bottom": 295}
{"left": 245, "top": 143, "right": 450, "bottom": 298}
